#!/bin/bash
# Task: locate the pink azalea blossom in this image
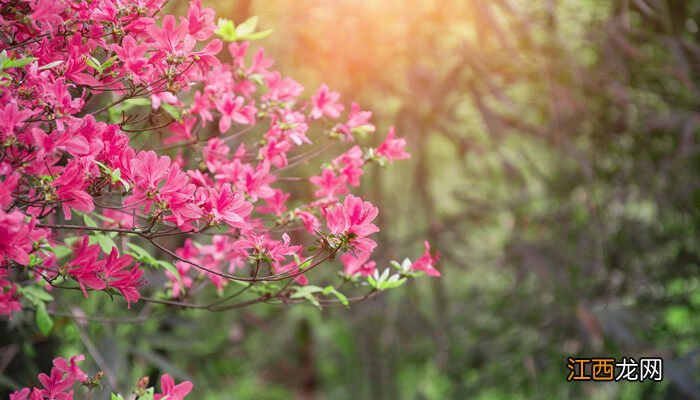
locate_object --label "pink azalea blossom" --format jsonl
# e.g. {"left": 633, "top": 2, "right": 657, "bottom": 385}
{"left": 341, "top": 249, "right": 377, "bottom": 277}
{"left": 376, "top": 127, "right": 411, "bottom": 161}
{"left": 411, "top": 241, "right": 441, "bottom": 277}
{"left": 310, "top": 168, "right": 348, "bottom": 199}
{"left": 310, "top": 84, "right": 344, "bottom": 119}
{"left": 216, "top": 94, "right": 256, "bottom": 132}
{"left": 154, "top": 374, "right": 193, "bottom": 400}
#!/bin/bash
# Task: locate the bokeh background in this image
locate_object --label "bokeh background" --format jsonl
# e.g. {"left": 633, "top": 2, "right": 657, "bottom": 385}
{"left": 4, "top": 0, "right": 700, "bottom": 398}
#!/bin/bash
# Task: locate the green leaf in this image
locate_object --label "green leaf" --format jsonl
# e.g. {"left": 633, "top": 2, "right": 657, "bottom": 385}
{"left": 160, "top": 102, "right": 182, "bottom": 120}
{"left": 84, "top": 55, "right": 101, "bottom": 71}
{"left": 137, "top": 388, "right": 154, "bottom": 400}
{"left": 127, "top": 243, "right": 155, "bottom": 263}
{"left": 324, "top": 286, "right": 349, "bottom": 307}
{"left": 101, "top": 55, "right": 118, "bottom": 71}
{"left": 123, "top": 97, "right": 151, "bottom": 107}
{"left": 91, "top": 233, "right": 117, "bottom": 253}
{"left": 35, "top": 304, "right": 53, "bottom": 336}
{"left": 50, "top": 244, "right": 73, "bottom": 260}
{"left": 21, "top": 286, "right": 54, "bottom": 304}
{"left": 111, "top": 394, "right": 126, "bottom": 400}
{"left": 379, "top": 277, "right": 407, "bottom": 290}
{"left": 83, "top": 214, "right": 98, "bottom": 228}
{"left": 38, "top": 60, "right": 64, "bottom": 71}
{"left": 242, "top": 29, "right": 273, "bottom": 41}
{"left": 291, "top": 285, "right": 323, "bottom": 308}
{"left": 236, "top": 16, "right": 259, "bottom": 37}
{"left": 216, "top": 18, "right": 238, "bottom": 41}
{"left": 7, "top": 57, "right": 37, "bottom": 68}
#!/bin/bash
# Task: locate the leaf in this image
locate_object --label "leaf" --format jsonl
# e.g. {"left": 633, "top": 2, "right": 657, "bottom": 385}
{"left": 160, "top": 102, "right": 182, "bottom": 120}
{"left": 242, "top": 29, "right": 273, "bottom": 41}
{"left": 137, "top": 388, "right": 154, "bottom": 400}
{"left": 91, "top": 233, "right": 117, "bottom": 253}
{"left": 324, "top": 286, "right": 349, "bottom": 307}
{"left": 111, "top": 394, "right": 126, "bottom": 400}
{"left": 83, "top": 55, "right": 101, "bottom": 71}
{"left": 291, "top": 285, "right": 323, "bottom": 308}
{"left": 35, "top": 304, "right": 53, "bottom": 336}
{"left": 123, "top": 97, "right": 151, "bottom": 107}
{"left": 50, "top": 244, "right": 73, "bottom": 260}
{"left": 101, "top": 55, "right": 118, "bottom": 71}
{"left": 216, "top": 18, "right": 237, "bottom": 42}
{"left": 157, "top": 260, "right": 185, "bottom": 295}
{"left": 380, "top": 277, "right": 407, "bottom": 290}
{"left": 83, "top": 214, "right": 98, "bottom": 228}
{"left": 3, "top": 57, "right": 37, "bottom": 69}
{"left": 21, "top": 286, "right": 54, "bottom": 304}
{"left": 235, "top": 16, "right": 259, "bottom": 37}
{"left": 127, "top": 243, "right": 155, "bottom": 262}
{"left": 38, "top": 60, "right": 63, "bottom": 70}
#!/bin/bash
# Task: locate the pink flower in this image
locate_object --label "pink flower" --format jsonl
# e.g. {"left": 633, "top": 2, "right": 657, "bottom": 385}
{"left": 0, "top": 102, "right": 33, "bottom": 138}
{"left": 102, "top": 209, "right": 135, "bottom": 229}
{"left": 376, "top": 127, "right": 410, "bottom": 161}
{"left": 51, "top": 158, "right": 96, "bottom": 220}
{"left": 334, "top": 146, "right": 364, "bottom": 187}
{"left": 67, "top": 236, "right": 106, "bottom": 297}
{"left": 258, "top": 189, "right": 290, "bottom": 216}
{"left": 154, "top": 374, "right": 193, "bottom": 400}
{"left": 310, "top": 168, "right": 348, "bottom": 199}
{"left": 186, "top": 0, "right": 216, "bottom": 40}
{"left": 240, "top": 233, "right": 301, "bottom": 266}
{"left": 337, "top": 102, "right": 375, "bottom": 141}
{"left": 147, "top": 15, "right": 190, "bottom": 54}
{"left": 0, "top": 285, "right": 21, "bottom": 317}
{"left": 0, "top": 210, "right": 41, "bottom": 266}
{"left": 103, "top": 248, "right": 143, "bottom": 308}
{"left": 324, "top": 195, "right": 379, "bottom": 253}
{"left": 37, "top": 368, "right": 74, "bottom": 400}
{"left": 411, "top": 241, "right": 441, "bottom": 277}
{"left": 207, "top": 184, "right": 253, "bottom": 228}
{"left": 262, "top": 72, "right": 303, "bottom": 103}
{"left": 341, "top": 249, "right": 376, "bottom": 277}
{"left": 310, "top": 84, "right": 344, "bottom": 119}
{"left": 296, "top": 211, "right": 320, "bottom": 234}
{"left": 165, "top": 117, "right": 197, "bottom": 144}
{"left": 10, "top": 387, "right": 43, "bottom": 400}
{"left": 52, "top": 355, "right": 88, "bottom": 383}
{"left": 216, "top": 94, "right": 256, "bottom": 132}
{"left": 112, "top": 36, "right": 152, "bottom": 84}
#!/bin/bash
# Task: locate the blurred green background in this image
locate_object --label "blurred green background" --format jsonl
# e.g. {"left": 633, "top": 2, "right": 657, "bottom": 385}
{"left": 5, "top": 0, "right": 700, "bottom": 398}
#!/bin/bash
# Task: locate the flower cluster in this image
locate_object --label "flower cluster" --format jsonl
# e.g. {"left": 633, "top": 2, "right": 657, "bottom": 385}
{"left": 0, "top": 0, "right": 441, "bottom": 390}
{"left": 10, "top": 355, "right": 88, "bottom": 400}
{"left": 10, "top": 355, "right": 192, "bottom": 400}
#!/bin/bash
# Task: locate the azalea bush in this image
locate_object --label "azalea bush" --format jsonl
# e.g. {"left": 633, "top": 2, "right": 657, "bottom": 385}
{"left": 0, "top": 0, "right": 440, "bottom": 398}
